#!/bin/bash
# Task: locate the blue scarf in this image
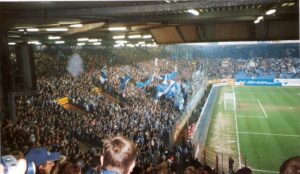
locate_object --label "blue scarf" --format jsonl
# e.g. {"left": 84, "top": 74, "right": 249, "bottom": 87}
{"left": 101, "top": 170, "right": 119, "bottom": 174}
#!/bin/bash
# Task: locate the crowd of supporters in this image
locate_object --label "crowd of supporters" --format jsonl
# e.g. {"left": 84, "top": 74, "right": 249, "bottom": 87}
{"left": 3, "top": 46, "right": 299, "bottom": 173}
{"left": 1, "top": 50, "right": 215, "bottom": 173}
{"left": 206, "top": 57, "right": 300, "bottom": 79}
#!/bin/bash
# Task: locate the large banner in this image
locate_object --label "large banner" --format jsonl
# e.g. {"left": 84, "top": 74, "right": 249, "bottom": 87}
{"left": 235, "top": 79, "right": 282, "bottom": 86}
{"left": 274, "top": 79, "right": 300, "bottom": 86}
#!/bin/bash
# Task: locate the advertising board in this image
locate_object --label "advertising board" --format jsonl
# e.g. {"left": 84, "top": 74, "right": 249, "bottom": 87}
{"left": 235, "top": 79, "right": 282, "bottom": 86}
{"left": 274, "top": 79, "right": 300, "bottom": 86}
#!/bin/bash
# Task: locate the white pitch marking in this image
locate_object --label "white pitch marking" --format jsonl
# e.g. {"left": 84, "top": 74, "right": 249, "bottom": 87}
{"left": 257, "top": 99, "right": 268, "bottom": 118}
{"left": 236, "top": 98, "right": 258, "bottom": 101}
{"left": 238, "top": 131, "right": 300, "bottom": 137}
{"left": 232, "top": 86, "right": 242, "bottom": 168}
{"left": 238, "top": 115, "right": 265, "bottom": 118}
{"left": 252, "top": 168, "right": 279, "bottom": 173}
{"left": 227, "top": 140, "right": 236, "bottom": 143}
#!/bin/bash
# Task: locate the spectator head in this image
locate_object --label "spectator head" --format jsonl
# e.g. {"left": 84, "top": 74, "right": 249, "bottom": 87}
{"left": 90, "top": 155, "right": 101, "bottom": 168}
{"left": 58, "top": 162, "right": 81, "bottom": 174}
{"left": 11, "top": 150, "right": 24, "bottom": 160}
{"left": 235, "top": 167, "right": 252, "bottom": 174}
{"left": 102, "top": 136, "right": 137, "bottom": 174}
{"left": 280, "top": 156, "right": 300, "bottom": 174}
{"left": 184, "top": 166, "right": 196, "bottom": 174}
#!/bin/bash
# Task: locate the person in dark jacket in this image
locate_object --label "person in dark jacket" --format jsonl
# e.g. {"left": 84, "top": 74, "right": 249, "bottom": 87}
{"left": 229, "top": 156, "right": 234, "bottom": 174}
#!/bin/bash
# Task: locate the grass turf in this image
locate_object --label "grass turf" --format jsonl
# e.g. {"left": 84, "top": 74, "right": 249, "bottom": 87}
{"left": 205, "top": 86, "right": 300, "bottom": 173}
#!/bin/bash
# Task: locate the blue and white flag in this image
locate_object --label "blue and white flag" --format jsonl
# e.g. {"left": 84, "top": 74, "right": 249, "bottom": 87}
{"left": 165, "top": 81, "right": 181, "bottom": 99}
{"left": 162, "top": 72, "right": 177, "bottom": 84}
{"left": 155, "top": 80, "right": 175, "bottom": 100}
{"left": 155, "top": 84, "right": 168, "bottom": 99}
{"left": 100, "top": 66, "right": 107, "bottom": 84}
{"left": 165, "top": 72, "right": 177, "bottom": 80}
{"left": 119, "top": 75, "right": 131, "bottom": 92}
{"left": 136, "top": 75, "right": 153, "bottom": 89}
{"left": 154, "top": 80, "right": 185, "bottom": 110}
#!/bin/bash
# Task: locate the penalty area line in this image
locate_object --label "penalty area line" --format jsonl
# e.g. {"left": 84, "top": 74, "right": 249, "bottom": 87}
{"left": 252, "top": 168, "right": 279, "bottom": 173}
{"left": 237, "top": 115, "right": 265, "bottom": 118}
{"left": 257, "top": 99, "right": 268, "bottom": 118}
{"left": 238, "top": 131, "right": 300, "bottom": 137}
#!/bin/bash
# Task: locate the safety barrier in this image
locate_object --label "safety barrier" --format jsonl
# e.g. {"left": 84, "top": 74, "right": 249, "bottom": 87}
{"left": 194, "top": 145, "right": 247, "bottom": 173}
{"left": 171, "top": 75, "right": 208, "bottom": 144}
{"left": 192, "top": 84, "right": 223, "bottom": 146}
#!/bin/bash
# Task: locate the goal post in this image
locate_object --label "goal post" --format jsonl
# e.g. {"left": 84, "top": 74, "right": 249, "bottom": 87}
{"left": 224, "top": 92, "right": 236, "bottom": 111}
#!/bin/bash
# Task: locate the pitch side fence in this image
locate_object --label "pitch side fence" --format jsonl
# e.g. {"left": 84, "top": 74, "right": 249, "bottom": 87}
{"left": 192, "top": 84, "right": 222, "bottom": 147}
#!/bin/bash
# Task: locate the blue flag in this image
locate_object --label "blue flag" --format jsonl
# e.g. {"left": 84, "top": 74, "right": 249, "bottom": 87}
{"left": 162, "top": 72, "right": 177, "bottom": 84}
{"left": 136, "top": 75, "right": 153, "bottom": 89}
{"left": 155, "top": 84, "right": 168, "bottom": 99}
{"left": 136, "top": 82, "right": 145, "bottom": 88}
{"left": 161, "top": 81, "right": 185, "bottom": 110}
{"left": 119, "top": 75, "right": 131, "bottom": 92}
{"left": 166, "top": 72, "right": 177, "bottom": 80}
{"left": 165, "top": 82, "right": 180, "bottom": 99}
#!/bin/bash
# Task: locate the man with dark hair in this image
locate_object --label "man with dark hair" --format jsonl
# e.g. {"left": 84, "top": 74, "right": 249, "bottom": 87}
{"left": 280, "top": 156, "right": 300, "bottom": 174}
{"left": 101, "top": 136, "right": 137, "bottom": 174}
{"left": 86, "top": 156, "right": 101, "bottom": 174}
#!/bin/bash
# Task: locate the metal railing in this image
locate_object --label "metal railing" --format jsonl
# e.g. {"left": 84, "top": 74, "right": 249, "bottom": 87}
{"left": 194, "top": 145, "right": 247, "bottom": 174}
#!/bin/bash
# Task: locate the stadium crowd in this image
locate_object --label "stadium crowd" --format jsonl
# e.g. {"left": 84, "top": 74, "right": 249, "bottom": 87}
{"left": 206, "top": 57, "right": 300, "bottom": 79}
{"left": 3, "top": 46, "right": 299, "bottom": 173}
{"left": 1, "top": 50, "right": 215, "bottom": 174}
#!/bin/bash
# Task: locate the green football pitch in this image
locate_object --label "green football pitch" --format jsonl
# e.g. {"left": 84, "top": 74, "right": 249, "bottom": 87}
{"left": 205, "top": 86, "right": 300, "bottom": 174}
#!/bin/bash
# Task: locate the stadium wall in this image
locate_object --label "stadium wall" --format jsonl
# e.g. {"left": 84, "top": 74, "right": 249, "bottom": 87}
{"left": 192, "top": 84, "right": 224, "bottom": 147}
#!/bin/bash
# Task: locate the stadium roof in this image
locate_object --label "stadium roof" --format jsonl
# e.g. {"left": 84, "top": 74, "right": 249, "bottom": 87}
{"left": 0, "top": 0, "right": 298, "bottom": 45}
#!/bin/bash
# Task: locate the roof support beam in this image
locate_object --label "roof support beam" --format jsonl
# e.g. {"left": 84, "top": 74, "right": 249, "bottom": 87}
{"left": 176, "top": 26, "right": 186, "bottom": 42}
{"left": 63, "top": 22, "right": 105, "bottom": 36}
{"left": 10, "top": 0, "right": 284, "bottom": 18}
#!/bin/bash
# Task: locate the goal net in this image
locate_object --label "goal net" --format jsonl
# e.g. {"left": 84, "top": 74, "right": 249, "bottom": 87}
{"left": 224, "top": 92, "right": 236, "bottom": 111}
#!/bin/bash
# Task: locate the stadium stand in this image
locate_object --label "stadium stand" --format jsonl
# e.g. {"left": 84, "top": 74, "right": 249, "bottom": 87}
{"left": 1, "top": 50, "right": 213, "bottom": 174}
{"left": 2, "top": 46, "right": 299, "bottom": 173}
